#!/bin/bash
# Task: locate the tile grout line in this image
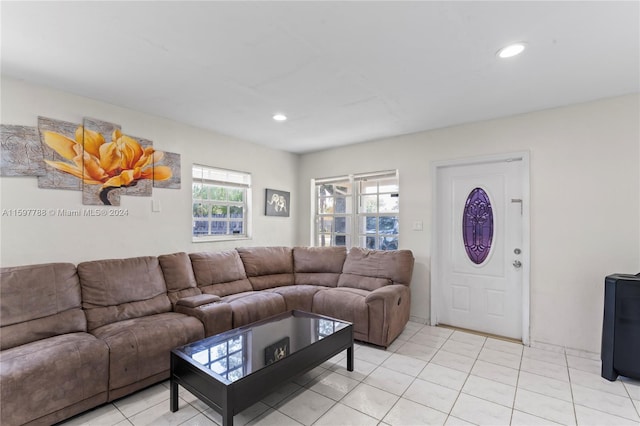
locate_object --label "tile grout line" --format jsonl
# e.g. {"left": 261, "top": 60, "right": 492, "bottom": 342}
{"left": 565, "top": 347, "right": 579, "bottom": 426}
{"left": 509, "top": 343, "right": 525, "bottom": 426}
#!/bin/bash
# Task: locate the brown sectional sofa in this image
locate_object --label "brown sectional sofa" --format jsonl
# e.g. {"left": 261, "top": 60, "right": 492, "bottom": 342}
{"left": 0, "top": 246, "right": 414, "bottom": 426}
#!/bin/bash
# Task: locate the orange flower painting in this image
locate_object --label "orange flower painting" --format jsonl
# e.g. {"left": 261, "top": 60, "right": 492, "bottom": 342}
{"left": 43, "top": 126, "right": 172, "bottom": 204}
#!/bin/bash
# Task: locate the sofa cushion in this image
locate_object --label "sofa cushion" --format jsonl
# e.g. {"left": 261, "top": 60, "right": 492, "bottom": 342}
{"left": 293, "top": 246, "right": 346, "bottom": 287}
{"left": 220, "top": 291, "right": 287, "bottom": 327}
{"left": 0, "top": 332, "right": 109, "bottom": 426}
{"left": 0, "top": 263, "right": 86, "bottom": 350}
{"left": 190, "top": 250, "right": 253, "bottom": 296}
{"left": 312, "top": 288, "right": 369, "bottom": 338}
{"left": 159, "top": 252, "right": 201, "bottom": 304}
{"left": 77, "top": 256, "right": 171, "bottom": 331}
{"left": 91, "top": 312, "right": 203, "bottom": 391}
{"left": 267, "top": 285, "right": 327, "bottom": 312}
{"left": 175, "top": 294, "right": 221, "bottom": 308}
{"left": 341, "top": 247, "right": 415, "bottom": 285}
{"left": 237, "top": 247, "right": 294, "bottom": 290}
{"left": 337, "top": 274, "right": 391, "bottom": 291}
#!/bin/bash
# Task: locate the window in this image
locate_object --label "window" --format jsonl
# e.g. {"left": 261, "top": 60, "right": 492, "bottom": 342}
{"left": 313, "top": 170, "right": 399, "bottom": 250}
{"left": 192, "top": 164, "right": 251, "bottom": 241}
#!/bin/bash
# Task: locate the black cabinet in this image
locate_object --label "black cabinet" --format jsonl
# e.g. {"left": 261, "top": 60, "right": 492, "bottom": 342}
{"left": 601, "top": 273, "right": 640, "bottom": 381}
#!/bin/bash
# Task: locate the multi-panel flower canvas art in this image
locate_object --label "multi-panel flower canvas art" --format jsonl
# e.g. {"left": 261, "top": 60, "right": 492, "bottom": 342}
{"left": 1, "top": 116, "right": 180, "bottom": 205}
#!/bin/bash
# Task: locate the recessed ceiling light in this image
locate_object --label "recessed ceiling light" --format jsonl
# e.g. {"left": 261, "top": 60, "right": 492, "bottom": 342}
{"left": 273, "top": 113, "right": 287, "bottom": 121}
{"left": 497, "top": 43, "right": 526, "bottom": 59}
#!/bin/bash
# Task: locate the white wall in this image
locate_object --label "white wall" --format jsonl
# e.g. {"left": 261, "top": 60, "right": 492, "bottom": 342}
{"left": 2, "top": 77, "right": 638, "bottom": 353}
{"left": 297, "top": 94, "right": 640, "bottom": 353}
{"left": 0, "top": 77, "right": 299, "bottom": 266}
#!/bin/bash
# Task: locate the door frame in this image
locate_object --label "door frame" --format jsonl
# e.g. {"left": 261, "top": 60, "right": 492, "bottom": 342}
{"left": 430, "top": 151, "right": 531, "bottom": 345}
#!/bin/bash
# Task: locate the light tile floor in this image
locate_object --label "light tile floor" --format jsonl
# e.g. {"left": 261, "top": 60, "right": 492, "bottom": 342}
{"left": 59, "top": 322, "right": 640, "bottom": 426}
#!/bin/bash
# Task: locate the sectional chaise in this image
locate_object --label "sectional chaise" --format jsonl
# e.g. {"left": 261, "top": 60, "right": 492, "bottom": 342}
{"left": 0, "top": 246, "right": 414, "bottom": 426}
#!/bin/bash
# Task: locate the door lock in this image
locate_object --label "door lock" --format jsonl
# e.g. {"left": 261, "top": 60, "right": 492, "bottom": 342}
{"left": 513, "top": 260, "right": 522, "bottom": 269}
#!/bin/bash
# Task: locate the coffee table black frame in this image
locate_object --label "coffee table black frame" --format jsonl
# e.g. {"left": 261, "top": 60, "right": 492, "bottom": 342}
{"left": 170, "top": 310, "right": 354, "bottom": 426}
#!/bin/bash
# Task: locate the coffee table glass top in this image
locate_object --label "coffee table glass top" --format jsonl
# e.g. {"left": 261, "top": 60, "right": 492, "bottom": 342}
{"left": 174, "top": 311, "right": 350, "bottom": 383}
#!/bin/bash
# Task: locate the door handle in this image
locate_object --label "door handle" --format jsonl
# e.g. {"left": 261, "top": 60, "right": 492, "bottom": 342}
{"left": 513, "top": 260, "right": 522, "bottom": 269}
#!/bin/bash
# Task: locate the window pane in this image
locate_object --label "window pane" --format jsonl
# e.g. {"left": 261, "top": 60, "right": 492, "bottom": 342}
{"left": 318, "top": 197, "right": 334, "bottom": 214}
{"left": 193, "top": 184, "right": 206, "bottom": 200}
{"left": 230, "top": 221, "right": 243, "bottom": 234}
{"left": 360, "top": 195, "right": 378, "bottom": 213}
{"left": 365, "top": 236, "right": 376, "bottom": 249}
{"left": 319, "top": 217, "right": 333, "bottom": 233}
{"left": 379, "top": 216, "right": 399, "bottom": 234}
{"left": 380, "top": 236, "right": 398, "bottom": 251}
{"left": 335, "top": 197, "right": 347, "bottom": 214}
{"left": 230, "top": 206, "right": 243, "bottom": 218}
{"left": 211, "top": 205, "right": 228, "bottom": 218}
{"left": 210, "top": 221, "right": 228, "bottom": 235}
{"left": 209, "top": 186, "right": 227, "bottom": 201}
{"left": 379, "top": 193, "right": 399, "bottom": 213}
{"left": 317, "top": 234, "right": 331, "bottom": 247}
{"left": 193, "top": 221, "right": 209, "bottom": 235}
{"left": 359, "top": 216, "right": 377, "bottom": 234}
{"left": 228, "top": 189, "right": 244, "bottom": 202}
{"left": 334, "top": 235, "right": 349, "bottom": 246}
{"left": 193, "top": 203, "right": 209, "bottom": 218}
{"left": 318, "top": 183, "right": 350, "bottom": 197}
{"left": 334, "top": 217, "right": 348, "bottom": 234}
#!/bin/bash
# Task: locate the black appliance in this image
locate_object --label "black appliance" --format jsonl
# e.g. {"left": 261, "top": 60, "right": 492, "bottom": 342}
{"left": 601, "top": 273, "right": 640, "bottom": 381}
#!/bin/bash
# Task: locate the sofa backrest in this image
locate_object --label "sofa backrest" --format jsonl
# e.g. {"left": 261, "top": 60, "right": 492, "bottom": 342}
{"left": 338, "top": 247, "right": 415, "bottom": 291}
{"left": 0, "top": 263, "right": 86, "bottom": 350}
{"left": 189, "top": 250, "right": 253, "bottom": 296}
{"left": 293, "top": 246, "right": 346, "bottom": 287}
{"left": 77, "top": 256, "right": 171, "bottom": 331}
{"left": 158, "top": 252, "right": 201, "bottom": 304}
{"left": 236, "top": 247, "right": 294, "bottom": 290}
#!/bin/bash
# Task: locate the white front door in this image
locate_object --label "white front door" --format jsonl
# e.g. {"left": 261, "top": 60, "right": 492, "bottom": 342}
{"left": 432, "top": 154, "right": 528, "bottom": 341}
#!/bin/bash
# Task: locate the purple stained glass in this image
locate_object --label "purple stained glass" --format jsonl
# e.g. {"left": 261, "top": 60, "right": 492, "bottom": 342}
{"left": 462, "top": 187, "right": 494, "bottom": 264}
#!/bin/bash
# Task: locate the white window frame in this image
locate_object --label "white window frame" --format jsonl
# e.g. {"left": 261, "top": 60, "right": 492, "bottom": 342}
{"left": 192, "top": 164, "right": 252, "bottom": 242}
{"left": 311, "top": 170, "right": 399, "bottom": 250}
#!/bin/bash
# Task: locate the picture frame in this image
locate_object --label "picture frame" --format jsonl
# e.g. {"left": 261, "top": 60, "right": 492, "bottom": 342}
{"left": 265, "top": 188, "right": 290, "bottom": 217}
{"left": 264, "top": 336, "right": 290, "bottom": 365}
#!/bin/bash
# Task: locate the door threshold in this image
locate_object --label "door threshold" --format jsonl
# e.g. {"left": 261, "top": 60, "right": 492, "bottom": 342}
{"left": 436, "top": 323, "right": 522, "bottom": 345}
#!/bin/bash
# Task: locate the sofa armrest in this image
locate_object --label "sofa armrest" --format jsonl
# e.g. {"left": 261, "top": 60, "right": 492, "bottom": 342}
{"left": 175, "top": 294, "right": 221, "bottom": 308}
{"left": 365, "top": 284, "right": 408, "bottom": 305}
{"left": 364, "top": 284, "right": 411, "bottom": 347}
{"left": 174, "top": 302, "right": 232, "bottom": 337}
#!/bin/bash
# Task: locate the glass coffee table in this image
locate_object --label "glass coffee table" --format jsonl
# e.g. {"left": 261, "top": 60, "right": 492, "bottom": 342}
{"left": 170, "top": 310, "right": 354, "bottom": 426}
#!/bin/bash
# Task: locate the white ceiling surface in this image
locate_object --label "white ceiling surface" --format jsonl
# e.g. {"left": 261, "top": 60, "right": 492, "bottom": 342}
{"left": 2, "top": 2, "right": 639, "bottom": 154}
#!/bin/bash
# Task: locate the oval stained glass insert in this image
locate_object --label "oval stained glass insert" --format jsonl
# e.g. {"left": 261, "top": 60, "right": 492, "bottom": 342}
{"left": 462, "top": 187, "right": 494, "bottom": 265}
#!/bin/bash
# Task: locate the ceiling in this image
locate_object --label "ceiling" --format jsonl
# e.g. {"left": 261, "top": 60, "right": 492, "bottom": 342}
{"left": 2, "top": 1, "right": 639, "bottom": 154}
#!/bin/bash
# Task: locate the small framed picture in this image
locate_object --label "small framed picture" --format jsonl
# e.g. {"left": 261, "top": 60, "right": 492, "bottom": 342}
{"left": 264, "top": 336, "right": 290, "bottom": 365}
{"left": 265, "top": 188, "right": 290, "bottom": 217}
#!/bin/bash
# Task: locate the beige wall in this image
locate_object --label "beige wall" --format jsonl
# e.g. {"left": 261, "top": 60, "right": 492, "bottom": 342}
{"left": 0, "top": 77, "right": 299, "bottom": 266}
{"left": 297, "top": 94, "right": 640, "bottom": 353}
